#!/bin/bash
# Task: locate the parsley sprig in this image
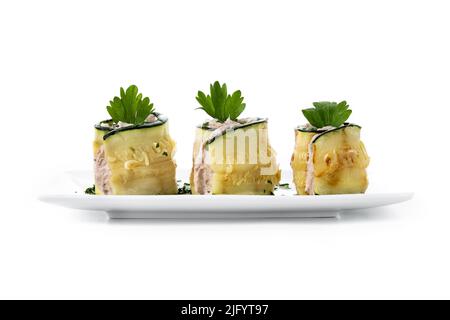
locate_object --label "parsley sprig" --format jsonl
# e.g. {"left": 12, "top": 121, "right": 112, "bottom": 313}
{"left": 107, "top": 85, "right": 154, "bottom": 125}
{"left": 302, "top": 101, "right": 352, "bottom": 128}
{"left": 196, "top": 81, "right": 246, "bottom": 122}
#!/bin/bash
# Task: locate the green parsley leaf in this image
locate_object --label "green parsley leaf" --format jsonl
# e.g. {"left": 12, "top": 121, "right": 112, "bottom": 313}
{"left": 302, "top": 101, "right": 352, "bottom": 128}
{"left": 107, "top": 85, "right": 155, "bottom": 125}
{"left": 196, "top": 81, "right": 246, "bottom": 122}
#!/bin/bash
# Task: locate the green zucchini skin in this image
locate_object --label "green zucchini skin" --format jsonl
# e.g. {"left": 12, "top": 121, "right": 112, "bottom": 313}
{"left": 311, "top": 123, "right": 361, "bottom": 144}
{"left": 296, "top": 122, "right": 360, "bottom": 134}
{"left": 201, "top": 118, "right": 268, "bottom": 145}
{"left": 94, "top": 119, "right": 114, "bottom": 132}
{"left": 198, "top": 117, "right": 267, "bottom": 131}
{"left": 101, "top": 113, "right": 168, "bottom": 141}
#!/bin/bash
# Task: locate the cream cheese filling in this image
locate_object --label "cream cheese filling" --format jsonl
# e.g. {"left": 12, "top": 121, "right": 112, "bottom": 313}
{"left": 94, "top": 145, "right": 112, "bottom": 195}
{"left": 117, "top": 114, "right": 158, "bottom": 128}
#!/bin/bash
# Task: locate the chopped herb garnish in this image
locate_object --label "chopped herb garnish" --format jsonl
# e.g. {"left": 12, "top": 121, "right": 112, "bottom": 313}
{"left": 85, "top": 185, "right": 96, "bottom": 195}
{"left": 196, "top": 81, "right": 246, "bottom": 122}
{"left": 177, "top": 183, "right": 192, "bottom": 194}
{"left": 276, "top": 183, "right": 291, "bottom": 190}
{"left": 302, "top": 101, "right": 351, "bottom": 128}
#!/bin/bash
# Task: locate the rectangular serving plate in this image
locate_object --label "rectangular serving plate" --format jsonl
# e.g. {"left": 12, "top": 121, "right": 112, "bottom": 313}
{"left": 38, "top": 170, "right": 413, "bottom": 219}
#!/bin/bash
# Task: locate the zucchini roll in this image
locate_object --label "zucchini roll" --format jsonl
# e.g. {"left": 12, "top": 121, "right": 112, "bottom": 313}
{"left": 190, "top": 81, "right": 280, "bottom": 195}
{"left": 93, "top": 85, "right": 177, "bottom": 195}
{"left": 291, "top": 101, "right": 369, "bottom": 195}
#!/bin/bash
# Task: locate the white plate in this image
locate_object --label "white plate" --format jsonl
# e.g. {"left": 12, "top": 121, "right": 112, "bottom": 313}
{"left": 38, "top": 170, "right": 413, "bottom": 219}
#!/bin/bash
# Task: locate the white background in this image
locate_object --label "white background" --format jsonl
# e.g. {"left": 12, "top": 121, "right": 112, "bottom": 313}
{"left": 0, "top": 0, "right": 449, "bottom": 299}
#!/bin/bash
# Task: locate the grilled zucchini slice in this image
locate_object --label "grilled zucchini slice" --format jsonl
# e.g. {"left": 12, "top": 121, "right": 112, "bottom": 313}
{"left": 93, "top": 114, "right": 177, "bottom": 195}
{"left": 291, "top": 124, "right": 369, "bottom": 195}
{"left": 190, "top": 119, "right": 280, "bottom": 195}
